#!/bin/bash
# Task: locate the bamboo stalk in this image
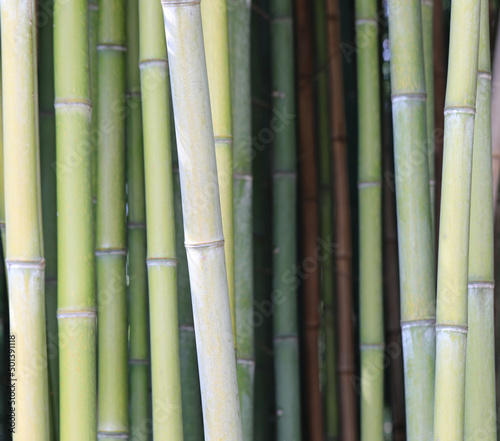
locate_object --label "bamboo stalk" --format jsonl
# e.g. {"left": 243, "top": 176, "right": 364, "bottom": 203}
{"left": 1, "top": 0, "right": 50, "bottom": 438}
{"left": 326, "top": 0, "right": 358, "bottom": 439}
{"left": 89, "top": 0, "right": 98, "bottom": 225}
{"left": 313, "top": 0, "right": 339, "bottom": 438}
{"left": 54, "top": 0, "right": 96, "bottom": 438}
{"left": 491, "top": 28, "right": 500, "bottom": 204}
{"left": 356, "top": 0, "right": 384, "bottom": 437}
{"left": 295, "top": 0, "right": 323, "bottom": 438}
{"left": 161, "top": 2, "right": 243, "bottom": 439}
{"left": 126, "top": 0, "right": 149, "bottom": 438}
{"left": 433, "top": 0, "right": 480, "bottom": 438}
{"left": 139, "top": 0, "right": 184, "bottom": 438}
{"left": 96, "top": 0, "right": 128, "bottom": 437}
{"left": 464, "top": 0, "right": 496, "bottom": 438}
{"left": 269, "top": 0, "right": 302, "bottom": 437}
{"left": 388, "top": 0, "right": 437, "bottom": 438}
{"left": 201, "top": 0, "right": 236, "bottom": 344}
{"left": 228, "top": 0, "right": 255, "bottom": 437}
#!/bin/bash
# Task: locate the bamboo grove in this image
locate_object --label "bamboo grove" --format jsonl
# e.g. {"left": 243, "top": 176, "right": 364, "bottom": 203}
{"left": 2, "top": 0, "right": 500, "bottom": 439}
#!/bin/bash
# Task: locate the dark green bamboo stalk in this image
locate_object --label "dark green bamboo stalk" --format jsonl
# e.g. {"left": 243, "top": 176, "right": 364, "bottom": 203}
{"left": 388, "top": 0, "right": 436, "bottom": 438}
{"left": 96, "top": 0, "right": 128, "bottom": 438}
{"left": 433, "top": 0, "right": 480, "bottom": 437}
{"left": 39, "top": 0, "right": 59, "bottom": 438}
{"left": 139, "top": 0, "right": 183, "bottom": 437}
{"left": 270, "top": 0, "right": 301, "bottom": 438}
{"left": 126, "top": 0, "right": 149, "bottom": 438}
{"left": 54, "top": 0, "right": 96, "bottom": 438}
{"left": 356, "top": 0, "right": 384, "bottom": 437}
{"left": 1, "top": 0, "right": 50, "bottom": 438}
{"left": 229, "top": 0, "right": 255, "bottom": 438}
{"left": 464, "top": 0, "right": 496, "bottom": 438}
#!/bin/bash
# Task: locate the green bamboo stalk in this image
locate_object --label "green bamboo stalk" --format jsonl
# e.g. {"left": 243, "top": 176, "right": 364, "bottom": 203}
{"left": 96, "top": 0, "right": 128, "bottom": 438}
{"left": 313, "top": 0, "right": 339, "bottom": 438}
{"left": 139, "top": 0, "right": 183, "bottom": 438}
{"left": 89, "top": 0, "right": 98, "bottom": 222}
{"left": 433, "top": 0, "right": 480, "bottom": 438}
{"left": 200, "top": 0, "right": 236, "bottom": 344}
{"left": 126, "top": 0, "right": 149, "bottom": 438}
{"left": 39, "top": 0, "right": 59, "bottom": 438}
{"left": 388, "top": 0, "right": 437, "bottom": 438}
{"left": 270, "top": 0, "right": 301, "bottom": 438}
{"left": 229, "top": 0, "right": 255, "bottom": 438}
{"left": 53, "top": 0, "right": 96, "bottom": 438}
{"left": 172, "top": 133, "right": 204, "bottom": 440}
{"left": 356, "top": 0, "right": 384, "bottom": 437}
{"left": 0, "top": 37, "right": 4, "bottom": 255}
{"left": 422, "top": 0, "right": 435, "bottom": 235}
{"left": 464, "top": 0, "right": 496, "bottom": 438}
{"left": 161, "top": 2, "right": 243, "bottom": 439}
{"left": 1, "top": 0, "right": 50, "bottom": 439}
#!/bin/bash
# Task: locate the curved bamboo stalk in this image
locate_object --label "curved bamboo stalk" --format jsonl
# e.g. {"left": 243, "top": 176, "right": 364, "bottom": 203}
{"left": 388, "top": 0, "right": 436, "bottom": 438}
{"left": 313, "top": 0, "right": 339, "bottom": 438}
{"left": 295, "top": 0, "right": 323, "bottom": 438}
{"left": 229, "top": 0, "right": 255, "bottom": 438}
{"left": 326, "top": 0, "right": 358, "bottom": 439}
{"left": 269, "top": 0, "right": 302, "bottom": 438}
{"left": 433, "top": 0, "right": 480, "bottom": 438}
{"left": 464, "top": 0, "right": 496, "bottom": 438}
{"left": 161, "top": 2, "right": 243, "bottom": 439}
{"left": 1, "top": 0, "right": 50, "bottom": 438}
{"left": 96, "top": 0, "right": 128, "bottom": 437}
{"left": 201, "top": 0, "right": 236, "bottom": 344}
{"left": 126, "top": 0, "right": 149, "bottom": 438}
{"left": 54, "top": 0, "right": 96, "bottom": 438}
{"left": 356, "top": 0, "right": 384, "bottom": 438}
{"left": 139, "top": 0, "right": 184, "bottom": 438}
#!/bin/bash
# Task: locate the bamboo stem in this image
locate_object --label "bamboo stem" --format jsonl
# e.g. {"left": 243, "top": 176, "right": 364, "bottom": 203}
{"left": 433, "top": 0, "right": 480, "bottom": 437}
{"left": 491, "top": 26, "right": 500, "bottom": 204}
{"left": 161, "top": 2, "right": 243, "bottom": 439}
{"left": 89, "top": 0, "right": 98, "bottom": 226}
{"left": 1, "top": 0, "right": 50, "bottom": 438}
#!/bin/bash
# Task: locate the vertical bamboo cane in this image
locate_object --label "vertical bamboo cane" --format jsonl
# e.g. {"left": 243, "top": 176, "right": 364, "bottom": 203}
{"left": 326, "top": 0, "right": 358, "bottom": 439}
{"left": 161, "top": 2, "right": 243, "bottom": 439}
{"left": 126, "top": 0, "right": 149, "bottom": 438}
{"left": 464, "top": 0, "right": 496, "bottom": 438}
{"left": 1, "top": 0, "right": 50, "bottom": 439}
{"left": 388, "top": 0, "right": 437, "bottom": 438}
{"left": 356, "top": 0, "right": 384, "bottom": 437}
{"left": 229, "top": 0, "right": 255, "bottom": 438}
{"left": 139, "top": 0, "right": 184, "bottom": 437}
{"left": 270, "top": 0, "right": 302, "bottom": 438}
{"left": 38, "top": 0, "right": 59, "bottom": 437}
{"left": 201, "top": 0, "right": 236, "bottom": 344}
{"left": 491, "top": 28, "right": 500, "bottom": 205}
{"left": 96, "top": 0, "right": 128, "bottom": 438}
{"left": 313, "top": 0, "right": 339, "bottom": 438}
{"left": 89, "top": 0, "right": 98, "bottom": 224}
{"left": 433, "top": 0, "right": 480, "bottom": 438}
{"left": 295, "top": 0, "right": 323, "bottom": 438}
{"left": 54, "top": 0, "right": 97, "bottom": 438}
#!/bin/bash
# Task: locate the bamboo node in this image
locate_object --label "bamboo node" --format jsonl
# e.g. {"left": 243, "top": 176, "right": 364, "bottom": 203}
{"left": 57, "top": 310, "right": 97, "bottom": 319}
{"left": 443, "top": 106, "right": 475, "bottom": 116}
{"left": 146, "top": 257, "right": 177, "bottom": 267}
{"left": 184, "top": 238, "right": 225, "bottom": 250}
{"left": 161, "top": 0, "right": 200, "bottom": 6}
{"left": 214, "top": 136, "right": 233, "bottom": 146}
{"left": 54, "top": 100, "right": 92, "bottom": 113}
{"left": 97, "top": 432, "right": 129, "bottom": 439}
{"left": 435, "top": 324, "right": 468, "bottom": 334}
{"left": 96, "top": 44, "right": 127, "bottom": 52}
{"left": 6, "top": 259, "right": 45, "bottom": 270}
{"left": 357, "top": 181, "right": 381, "bottom": 188}
{"left": 468, "top": 281, "right": 494, "bottom": 289}
{"left": 233, "top": 173, "right": 253, "bottom": 181}
{"left": 355, "top": 18, "right": 378, "bottom": 26}
{"left": 237, "top": 358, "right": 256, "bottom": 366}
{"left": 95, "top": 249, "right": 127, "bottom": 256}
{"left": 400, "top": 319, "right": 435, "bottom": 329}
{"left": 391, "top": 93, "right": 427, "bottom": 103}
{"left": 360, "top": 344, "right": 384, "bottom": 350}
{"left": 478, "top": 70, "right": 492, "bottom": 80}
{"left": 138, "top": 59, "right": 168, "bottom": 69}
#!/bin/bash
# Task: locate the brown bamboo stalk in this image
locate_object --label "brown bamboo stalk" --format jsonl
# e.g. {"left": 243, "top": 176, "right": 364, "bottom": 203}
{"left": 294, "top": 0, "right": 323, "bottom": 439}
{"left": 326, "top": 0, "right": 358, "bottom": 440}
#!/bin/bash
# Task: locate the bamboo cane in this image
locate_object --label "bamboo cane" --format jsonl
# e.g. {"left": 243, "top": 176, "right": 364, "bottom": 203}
{"left": 126, "top": 0, "right": 149, "bottom": 438}
{"left": 228, "top": 0, "right": 255, "bottom": 437}
{"left": 491, "top": 28, "right": 500, "bottom": 204}
{"left": 89, "top": 0, "right": 98, "bottom": 224}
{"left": 269, "top": 0, "right": 302, "bottom": 438}
{"left": 388, "top": 0, "right": 436, "bottom": 439}
{"left": 464, "top": 0, "right": 496, "bottom": 438}
{"left": 0, "top": 41, "right": 4, "bottom": 255}
{"left": 1, "top": 0, "right": 50, "bottom": 438}
{"left": 161, "top": 2, "right": 243, "bottom": 439}
{"left": 313, "top": 0, "right": 339, "bottom": 438}
{"left": 54, "top": 0, "right": 97, "bottom": 438}
{"left": 96, "top": 0, "right": 128, "bottom": 437}
{"left": 295, "top": 0, "right": 323, "bottom": 438}
{"left": 139, "top": 0, "right": 184, "bottom": 437}
{"left": 433, "top": 0, "right": 480, "bottom": 438}
{"left": 326, "top": 0, "right": 358, "bottom": 439}
{"left": 356, "top": 0, "right": 384, "bottom": 438}
{"left": 201, "top": 0, "right": 236, "bottom": 344}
